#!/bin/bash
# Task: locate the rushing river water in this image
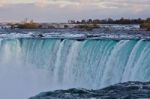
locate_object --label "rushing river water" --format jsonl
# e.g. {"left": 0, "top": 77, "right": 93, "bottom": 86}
{"left": 0, "top": 37, "right": 150, "bottom": 99}
{"left": 0, "top": 27, "right": 150, "bottom": 99}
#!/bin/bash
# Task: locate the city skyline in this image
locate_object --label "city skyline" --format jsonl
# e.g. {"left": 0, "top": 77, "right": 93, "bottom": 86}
{"left": 0, "top": 0, "right": 150, "bottom": 22}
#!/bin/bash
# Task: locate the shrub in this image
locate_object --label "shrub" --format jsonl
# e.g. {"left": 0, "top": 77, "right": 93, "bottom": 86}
{"left": 140, "top": 22, "right": 150, "bottom": 31}
{"left": 18, "top": 23, "right": 39, "bottom": 29}
{"left": 64, "top": 25, "right": 69, "bottom": 28}
{"left": 75, "top": 24, "right": 99, "bottom": 31}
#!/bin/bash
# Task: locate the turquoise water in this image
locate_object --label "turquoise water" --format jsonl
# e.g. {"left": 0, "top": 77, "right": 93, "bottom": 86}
{"left": 0, "top": 38, "right": 150, "bottom": 99}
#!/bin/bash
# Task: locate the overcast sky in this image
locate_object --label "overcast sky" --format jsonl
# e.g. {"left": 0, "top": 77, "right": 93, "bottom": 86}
{"left": 0, "top": 0, "right": 150, "bottom": 22}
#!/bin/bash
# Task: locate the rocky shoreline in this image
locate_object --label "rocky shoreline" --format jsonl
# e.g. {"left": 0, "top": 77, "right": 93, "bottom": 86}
{"left": 29, "top": 81, "right": 150, "bottom": 99}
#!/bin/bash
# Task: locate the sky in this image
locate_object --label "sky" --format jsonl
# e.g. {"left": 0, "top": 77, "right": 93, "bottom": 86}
{"left": 0, "top": 0, "right": 149, "bottom": 22}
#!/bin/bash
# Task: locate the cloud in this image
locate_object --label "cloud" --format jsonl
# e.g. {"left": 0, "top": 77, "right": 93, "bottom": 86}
{"left": 32, "top": 0, "right": 150, "bottom": 11}
{"left": 0, "top": 0, "right": 6, "bottom": 7}
{"left": 1, "top": 0, "right": 150, "bottom": 10}
{"left": 35, "top": 0, "right": 49, "bottom": 7}
{"left": 34, "top": 0, "right": 80, "bottom": 8}
{"left": 0, "top": 0, "right": 35, "bottom": 7}
{"left": 0, "top": 0, "right": 149, "bottom": 22}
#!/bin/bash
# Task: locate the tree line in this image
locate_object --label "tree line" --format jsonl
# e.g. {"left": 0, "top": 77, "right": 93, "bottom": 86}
{"left": 68, "top": 17, "right": 150, "bottom": 24}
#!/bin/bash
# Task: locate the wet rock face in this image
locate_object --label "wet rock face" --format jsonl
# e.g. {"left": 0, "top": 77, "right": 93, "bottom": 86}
{"left": 29, "top": 81, "right": 150, "bottom": 99}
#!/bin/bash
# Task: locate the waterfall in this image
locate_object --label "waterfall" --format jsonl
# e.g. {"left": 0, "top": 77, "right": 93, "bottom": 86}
{"left": 0, "top": 38, "right": 150, "bottom": 99}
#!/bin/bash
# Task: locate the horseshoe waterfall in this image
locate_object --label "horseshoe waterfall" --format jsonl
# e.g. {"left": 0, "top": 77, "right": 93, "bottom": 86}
{"left": 0, "top": 38, "right": 150, "bottom": 99}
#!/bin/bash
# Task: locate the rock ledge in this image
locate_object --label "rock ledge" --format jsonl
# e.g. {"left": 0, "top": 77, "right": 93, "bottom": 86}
{"left": 29, "top": 81, "right": 150, "bottom": 99}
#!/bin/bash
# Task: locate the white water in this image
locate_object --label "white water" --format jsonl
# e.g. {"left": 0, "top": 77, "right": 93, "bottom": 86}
{"left": 0, "top": 38, "right": 150, "bottom": 99}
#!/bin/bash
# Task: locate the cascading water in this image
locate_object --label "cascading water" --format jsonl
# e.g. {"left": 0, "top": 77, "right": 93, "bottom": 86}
{"left": 0, "top": 38, "right": 150, "bottom": 99}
